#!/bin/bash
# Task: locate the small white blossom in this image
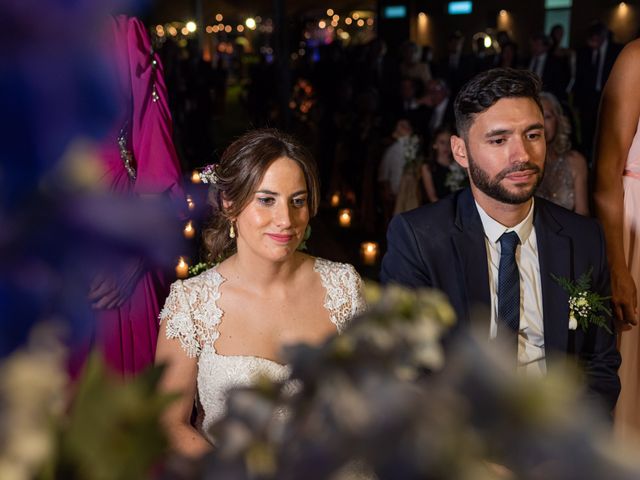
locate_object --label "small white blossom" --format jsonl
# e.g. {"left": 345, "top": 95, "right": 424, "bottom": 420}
{"left": 569, "top": 314, "right": 578, "bottom": 330}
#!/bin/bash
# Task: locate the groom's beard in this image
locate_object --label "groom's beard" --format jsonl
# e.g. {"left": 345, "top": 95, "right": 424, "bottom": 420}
{"left": 467, "top": 151, "right": 544, "bottom": 205}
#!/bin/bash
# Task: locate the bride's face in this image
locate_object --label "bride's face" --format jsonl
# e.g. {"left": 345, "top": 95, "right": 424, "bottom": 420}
{"left": 234, "top": 156, "right": 310, "bottom": 262}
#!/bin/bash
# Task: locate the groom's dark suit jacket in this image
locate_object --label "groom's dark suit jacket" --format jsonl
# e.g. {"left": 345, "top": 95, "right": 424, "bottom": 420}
{"left": 381, "top": 188, "right": 621, "bottom": 411}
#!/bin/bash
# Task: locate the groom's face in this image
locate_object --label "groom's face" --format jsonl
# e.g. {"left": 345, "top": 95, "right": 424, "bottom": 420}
{"left": 451, "top": 97, "right": 546, "bottom": 205}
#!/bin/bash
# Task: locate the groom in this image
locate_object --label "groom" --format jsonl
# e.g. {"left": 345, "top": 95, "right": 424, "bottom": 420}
{"left": 381, "top": 68, "right": 620, "bottom": 411}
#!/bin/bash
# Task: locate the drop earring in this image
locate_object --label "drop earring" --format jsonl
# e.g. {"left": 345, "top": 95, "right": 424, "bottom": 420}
{"left": 297, "top": 225, "right": 311, "bottom": 251}
{"left": 229, "top": 223, "right": 236, "bottom": 239}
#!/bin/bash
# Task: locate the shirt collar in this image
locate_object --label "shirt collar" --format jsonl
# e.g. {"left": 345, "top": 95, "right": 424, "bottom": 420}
{"left": 475, "top": 198, "right": 535, "bottom": 245}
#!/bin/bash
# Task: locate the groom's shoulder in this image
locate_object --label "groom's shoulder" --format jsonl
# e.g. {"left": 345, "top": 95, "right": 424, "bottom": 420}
{"left": 535, "top": 196, "right": 603, "bottom": 238}
{"left": 399, "top": 189, "right": 462, "bottom": 227}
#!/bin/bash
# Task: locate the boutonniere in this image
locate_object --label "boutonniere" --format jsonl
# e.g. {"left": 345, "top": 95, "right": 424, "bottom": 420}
{"left": 551, "top": 268, "right": 612, "bottom": 334}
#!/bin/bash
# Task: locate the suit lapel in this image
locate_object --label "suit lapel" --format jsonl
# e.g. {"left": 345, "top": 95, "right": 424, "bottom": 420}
{"left": 534, "top": 201, "right": 571, "bottom": 354}
{"left": 451, "top": 189, "right": 491, "bottom": 325}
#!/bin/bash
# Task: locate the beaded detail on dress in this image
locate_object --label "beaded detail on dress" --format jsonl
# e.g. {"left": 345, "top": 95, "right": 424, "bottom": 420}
{"left": 117, "top": 122, "right": 137, "bottom": 181}
{"left": 158, "top": 258, "right": 366, "bottom": 442}
{"left": 537, "top": 155, "right": 574, "bottom": 211}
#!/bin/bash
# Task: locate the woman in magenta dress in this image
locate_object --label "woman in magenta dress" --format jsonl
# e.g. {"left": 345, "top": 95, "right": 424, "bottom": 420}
{"left": 72, "top": 15, "right": 184, "bottom": 377}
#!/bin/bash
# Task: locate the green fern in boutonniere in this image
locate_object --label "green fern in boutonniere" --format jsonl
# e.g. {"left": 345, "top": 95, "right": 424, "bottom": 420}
{"left": 551, "top": 267, "right": 612, "bottom": 334}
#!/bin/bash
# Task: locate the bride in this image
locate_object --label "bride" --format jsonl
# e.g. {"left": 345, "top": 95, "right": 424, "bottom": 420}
{"left": 155, "top": 129, "right": 365, "bottom": 457}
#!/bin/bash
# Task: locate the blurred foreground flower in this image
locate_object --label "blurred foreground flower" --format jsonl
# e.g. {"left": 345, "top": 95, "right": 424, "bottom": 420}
{"left": 42, "top": 354, "right": 174, "bottom": 480}
{"left": 0, "top": 329, "right": 175, "bottom": 480}
{"left": 0, "top": 325, "right": 67, "bottom": 480}
{"left": 173, "top": 284, "right": 640, "bottom": 480}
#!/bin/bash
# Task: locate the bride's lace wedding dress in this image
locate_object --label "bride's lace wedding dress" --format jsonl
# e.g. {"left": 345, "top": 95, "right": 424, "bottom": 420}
{"left": 159, "top": 257, "right": 366, "bottom": 443}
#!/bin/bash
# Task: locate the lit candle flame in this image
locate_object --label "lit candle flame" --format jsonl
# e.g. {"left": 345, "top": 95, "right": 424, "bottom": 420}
{"left": 338, "top": 208, "right": 352, "bottom": 227}
{"left": 360, "top": 242, "right": 379, "bottom": 265}
{"left": 175, "top": 257, "right": 189, "bottom": 278}
{"left": 183, "top": 220, "right": 195, "bottom": 239}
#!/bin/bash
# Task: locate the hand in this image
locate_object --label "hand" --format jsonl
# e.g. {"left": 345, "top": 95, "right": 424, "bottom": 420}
{"left": 88, "top": 258, "right": 145, "bottom": 310}
{"left": 610, "top": 266, "right": 639, "bottom": 330}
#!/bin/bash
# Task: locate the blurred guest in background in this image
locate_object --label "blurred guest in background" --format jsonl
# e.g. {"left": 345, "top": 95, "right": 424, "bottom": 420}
{"left": 594, "top": 39, "right": 640, "bottom": 440}
{"left": 527, "top": 33, "right": 571, "bottom": 103}
{"left": 390, "top": 77, "right": 430, "bottom": 136}
{"left": 472, "top": 36, "right": 493, "bottom": 75}
{"left": 420, "top": 125, "right": 466, "bottom": 203}
{"left": 573, "top": 21, "right": 623, "bottom": 163}
{"left": 494, "top": 30, "right": 519, "bottom": 69}
{"left": 423, "top": 78, "right": 455, "bottom": 143}
{"left": 400, "top": 41, "right": 432, "bottom": 92}
{"left": 536, "top": 92, "right": 588, "bottom": 215}
{"left": 379, "top": 119, "right": 414, "bottom": 222}
{"left": 437, "top": 31, "right": 472, "bottom": 98}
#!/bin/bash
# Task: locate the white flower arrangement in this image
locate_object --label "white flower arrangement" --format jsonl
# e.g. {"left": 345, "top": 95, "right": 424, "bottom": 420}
{"left": 444, "top": 162, "right": 469, "bottom": 192}
{"left": 403, "top": 134, "right": 420, "bottom": 165}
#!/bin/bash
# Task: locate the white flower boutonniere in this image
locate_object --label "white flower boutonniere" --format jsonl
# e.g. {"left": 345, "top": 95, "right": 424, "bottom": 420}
{"left": 552, "top": 268, "right": 613, "bottom": 334}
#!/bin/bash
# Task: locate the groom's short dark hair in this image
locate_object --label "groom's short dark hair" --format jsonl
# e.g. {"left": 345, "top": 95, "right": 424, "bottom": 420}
{"left": 454, "top": 68, "right": 542, "bottom": 137}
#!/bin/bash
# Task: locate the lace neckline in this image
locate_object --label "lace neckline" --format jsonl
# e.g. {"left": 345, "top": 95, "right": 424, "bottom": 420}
{"left": 203, "top": 257, "right": 339, "bottom": 363}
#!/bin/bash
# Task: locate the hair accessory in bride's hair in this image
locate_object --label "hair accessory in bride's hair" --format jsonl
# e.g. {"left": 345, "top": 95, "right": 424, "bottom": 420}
{"left": 200, "top": 163, "right": 219, "bottom": 184}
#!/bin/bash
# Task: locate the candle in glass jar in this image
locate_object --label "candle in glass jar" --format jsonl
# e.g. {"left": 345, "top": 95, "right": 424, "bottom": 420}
{"left": 183, "top": 220, "right": 195, "bottom": 239}
{"left": 191, "top": 170, "right": 201, "bottom": 183}
{"left": 330, "top": 192, "right": 340, "bottom": 207}
{"left": 338, "top": 208, "right": 352, "bottom": 227}
{"left": 176, "top": 257, "right": 189, "bottom": 279}
{"left": 360, "top": 242, "right": 379, "bottom": 265}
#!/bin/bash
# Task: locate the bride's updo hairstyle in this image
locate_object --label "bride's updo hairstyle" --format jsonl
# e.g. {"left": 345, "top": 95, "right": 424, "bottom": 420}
{"left": 203, "top": 128, "right": 320, "bottom": 263}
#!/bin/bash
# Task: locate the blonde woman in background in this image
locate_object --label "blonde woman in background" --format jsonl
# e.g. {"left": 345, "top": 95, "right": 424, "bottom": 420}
{"left": 536, "top": 92, "right": 589, "bottom": 215}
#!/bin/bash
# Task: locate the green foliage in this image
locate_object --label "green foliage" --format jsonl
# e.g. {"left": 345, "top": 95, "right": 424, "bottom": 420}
{"left": 552, "top": 267, "right": 612, "bottom": 334}
{"left": 188, "top": 261, "right": 214, "bottom": 278}
{"left": 41, "top": 354, "right": 176, "bottom": 480}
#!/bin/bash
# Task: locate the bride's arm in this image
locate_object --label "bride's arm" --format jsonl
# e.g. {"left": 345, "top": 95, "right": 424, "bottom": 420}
{"left": 155, "top": 323, "right": 212, "bottom": 458}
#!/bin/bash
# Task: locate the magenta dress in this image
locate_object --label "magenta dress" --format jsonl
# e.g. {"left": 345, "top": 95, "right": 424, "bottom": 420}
{"left": 72, "top": 16, "right": 184, "bottom": 378}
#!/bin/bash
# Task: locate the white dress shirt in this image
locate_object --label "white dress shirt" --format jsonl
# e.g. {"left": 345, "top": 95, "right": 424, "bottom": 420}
{"left": 378, "top": 137, "right": 409, "bottom": 195}
{"left": 475, "top": 199, "right": 547, "bottom": 376}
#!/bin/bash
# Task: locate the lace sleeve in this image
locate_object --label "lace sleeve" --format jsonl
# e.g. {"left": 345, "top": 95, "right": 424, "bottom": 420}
{"left": 159, "top": 280, "right": 201, "bottom": 358}
{"left": 347, "top": 265, "right": 367, "bottom": 318}
{"left": 316, "top": 259, "right": 367, "bottom": 332}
